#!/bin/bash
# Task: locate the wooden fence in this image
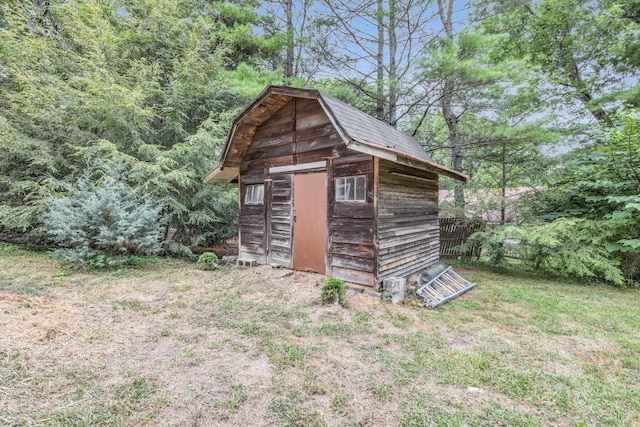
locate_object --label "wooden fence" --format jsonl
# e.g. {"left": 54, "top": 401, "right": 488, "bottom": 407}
{"left": 439, "top": 217, "right": 485, "bottom": 260}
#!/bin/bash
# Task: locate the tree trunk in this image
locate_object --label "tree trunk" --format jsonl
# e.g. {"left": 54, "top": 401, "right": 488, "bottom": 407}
{"left": 443, "top": 84, "right": 465, "bottom": 218}
{"left": 376, "top": 0, "right": 385, "bottom": 121}
{"left": 569, "top": 58, "right": 609, "bottom": 123}
{"left": 285, "top": 0, "right": 294, "bottom": 81}
{"left": 388, "top": 0, "right": 397, "bottom": 126}
{"left": 438, "top": 0, "right": 465, "bottom": 217}
{"left": 28, "top": 0, "right": 61, "bottom": 32}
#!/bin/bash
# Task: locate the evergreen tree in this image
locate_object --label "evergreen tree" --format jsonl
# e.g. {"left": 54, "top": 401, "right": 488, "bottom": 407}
{"left": 0, "top": 0, "right": 278, "bottom": 246}
{"left": 44, "top": 163, "right": 165, "bottom": 264}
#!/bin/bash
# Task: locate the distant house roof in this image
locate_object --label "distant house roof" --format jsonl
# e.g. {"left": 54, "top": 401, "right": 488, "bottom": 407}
{"left": 204, "top": 85, "right": 468, "bottom": 183}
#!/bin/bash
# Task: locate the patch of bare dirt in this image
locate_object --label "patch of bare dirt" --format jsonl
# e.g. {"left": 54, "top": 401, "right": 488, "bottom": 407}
{"left": 2, "top": 258, "right": 636, "bottom": 426}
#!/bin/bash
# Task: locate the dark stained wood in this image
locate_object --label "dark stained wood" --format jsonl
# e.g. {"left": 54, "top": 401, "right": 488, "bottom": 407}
{"left": 439, "top": 217, "right": 485, "bottom": 260}
{"left": 225, "top": 93, "right": 295, "bottom": 167}
{"left": 245, "top": 139, "right": 294, "bottom": 161}
{"left": 238, "top": 168, "right": 266, "bottom": 262}
{"left": 241, "top": 154, "right": 295, "bottom": 171}
{"left": 326, "top": 158, "right": 334, "bottom": 275}
{"left": 269, "top": 173, "right": 293, "bottom": 267}
{"left": 329, "top": 158, "right": 376, "bottom": 286}
{"left": 334, "top": 161, "right": 374, "bottom": 176}
{"left": 333, "top": 153, "right": 373, "bottom": 165}
{"left": 333, "top": 203, "right": 374, "bottom": 219}
{"left": 331, "top": 242, "right": 375, "bottom": 258}
{"left": 264, "top": 171, "right": 272, "bottom": 261}
{"left": 296, "top": 135, "right": 341, "bottom": 154}
{"left": 235, "top": 95, "right": 383, "bottom": 286}
{"left": 296, "top": 147, "right": 335, "bottom": 164}
{"left": 373, "top": 157, "right": 380, "bottom": 288}
{"left": 239, "top": 173, "right": 265, "bottom": 185}
{"left": 217, "top": 87, "right": 458, "bottom": 290}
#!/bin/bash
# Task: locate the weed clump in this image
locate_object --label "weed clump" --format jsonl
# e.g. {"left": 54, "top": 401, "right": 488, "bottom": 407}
{"left": 196, "top": 252, "right": 218, "bottom": 271}
{"left": 321, "top": 277, "right": 346, "bottom": 305}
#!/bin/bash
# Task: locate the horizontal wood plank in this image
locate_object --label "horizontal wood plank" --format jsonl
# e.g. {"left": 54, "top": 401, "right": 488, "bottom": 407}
{"left": 331, "top": 266, "right": 375, "bottom": 286}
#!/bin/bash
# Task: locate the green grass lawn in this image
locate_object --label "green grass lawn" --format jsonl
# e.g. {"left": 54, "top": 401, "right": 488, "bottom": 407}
{"left": 1, "top": 247, "right": 639, "bottom": 426}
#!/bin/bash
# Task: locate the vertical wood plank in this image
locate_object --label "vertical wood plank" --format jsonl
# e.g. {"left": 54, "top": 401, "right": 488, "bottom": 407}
{"left": 237, "top": 174, "right": 242, "bottom": 257}
{"left": 326, "top": 158, "right": 334, "bottom": 275}
{"left": 373, "top": 156, "right": 380, "bottom": 289}
{"left": 264, "top": 167, "right": 272, "bottom": 263}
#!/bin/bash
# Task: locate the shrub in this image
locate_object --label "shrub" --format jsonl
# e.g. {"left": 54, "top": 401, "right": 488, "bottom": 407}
{"left": 162, "top": 241, "right": 197, "bottom": 261}
{"left": 321, "top": 277, "right": 346, "bottom": 304}
{"left": 469, "top": 219, "right": 625, "bottom": 286}
{"left": 196, "top": 252, "right": 218, "bottom": 270}
{"left": 44, "top": 165, "right": 165, "bottom": 265}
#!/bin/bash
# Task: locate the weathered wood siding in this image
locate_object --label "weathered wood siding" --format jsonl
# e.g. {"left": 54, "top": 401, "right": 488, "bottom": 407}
{"left": 329, "top": 157, "right": 376, "bottom": 286}
{"left": 269, "top": 173, "right": 293, "bottom": 267}
{"left": 238, "top": 172, "right": 266, "bottom": 262}
{"left": 238, "top": 97, "right": 375, "bottom": 286}
{"left": 377, "top": 159, "right": 440, "bottom": 283}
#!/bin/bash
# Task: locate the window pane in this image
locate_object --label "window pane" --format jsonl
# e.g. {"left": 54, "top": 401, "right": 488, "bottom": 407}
{"left": 335, "top": 175, "right": 366, "bottom": 202}
{"left": 355, "top": 176, "right": 366, "bottom": 201}
{"left": 256, "top": 184, "right": 264, "bottom": 202}
{"left": 336, "top": 177, "right": 345, "bottom": 201}
{"left": 245, "top": 184, "right": 264, "bottom": 204}
{"left": 346, "top": 176, "right": 354, "bottom": 200}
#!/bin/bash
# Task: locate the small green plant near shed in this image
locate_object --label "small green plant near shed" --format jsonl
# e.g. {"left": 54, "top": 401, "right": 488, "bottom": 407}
{"left": 321, "top": 277, "right": 346, "bottom": 305}
{"left": 196, "top": 252, "right": 218, "bottom": 271}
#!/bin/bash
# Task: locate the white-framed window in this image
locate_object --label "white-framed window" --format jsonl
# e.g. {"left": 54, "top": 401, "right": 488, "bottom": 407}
{"left": 244, "top": 184, "right": 264, "bottom": 205}
{"left": 335, "top": 175, "right": 366, "bottom": 202}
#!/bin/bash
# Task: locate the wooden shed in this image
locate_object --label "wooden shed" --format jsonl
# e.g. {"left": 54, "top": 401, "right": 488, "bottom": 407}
{"left": 204, "top": 86, "right": 468, "bottom": 288}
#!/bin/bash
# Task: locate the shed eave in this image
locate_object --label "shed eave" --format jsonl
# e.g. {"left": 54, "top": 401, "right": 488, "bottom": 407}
{"left": 395, "top": 153, "right": 469, "bottom": 182}
{"left": 203, "top": 166, "right": 239, "bottom": 184}
{"left": 350, "top": 140, "right": 469, "bottom": 182}
{"left": 348, "top": 140, "right": 397, "bottom": 162}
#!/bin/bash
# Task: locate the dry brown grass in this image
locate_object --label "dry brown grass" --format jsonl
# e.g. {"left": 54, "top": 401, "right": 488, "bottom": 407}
{"left": 1, "top": 248, "right": 639, "bottom": 426}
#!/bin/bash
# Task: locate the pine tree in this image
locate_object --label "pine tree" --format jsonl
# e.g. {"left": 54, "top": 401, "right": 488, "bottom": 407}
{"left": 44, "top": 164, "right": 165, "bottom": 264}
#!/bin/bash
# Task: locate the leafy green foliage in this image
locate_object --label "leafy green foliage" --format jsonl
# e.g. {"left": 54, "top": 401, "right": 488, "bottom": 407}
{"left": 197, "top": 252, "right": 219, "bottom": 271}
{"left": 162, "top": 241, "right": 197, "bottom": 261}
{"left": 44, "top": 164, "right": 165, "bottom": 265}
{"left": 469, "top": 219, "right": 625, "bottom": 286}
{"left": 522, "top": 109, "right": 640, "bottom": 283}
{"left": 415, "top": 26, "right": 556, "bottom": 220}
{"left": 0, "top": 0, "right": 277, "bottom": 247}
{"left": 484, "top": 0, "right": 639, "bottom": 120}
{"left": 321, "top": 277, "right": 346, "bottom": 304}
{"left": 0, "top": 116, "right": 57, "bottom": 233}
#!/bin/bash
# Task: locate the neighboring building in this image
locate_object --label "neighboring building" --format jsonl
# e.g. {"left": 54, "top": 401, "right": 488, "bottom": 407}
{"left": 204, "top": 86, "right": 467, "bottom": 288}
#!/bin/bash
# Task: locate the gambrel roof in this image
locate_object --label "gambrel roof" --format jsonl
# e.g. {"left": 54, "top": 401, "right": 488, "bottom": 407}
{"left": 203, "top": 85, "right": 468, "bottom": 183}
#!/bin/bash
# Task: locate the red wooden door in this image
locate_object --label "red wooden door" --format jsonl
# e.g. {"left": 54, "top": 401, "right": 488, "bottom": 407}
{"left": 292, "top": 172, "right": 327, "bottom": 274}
